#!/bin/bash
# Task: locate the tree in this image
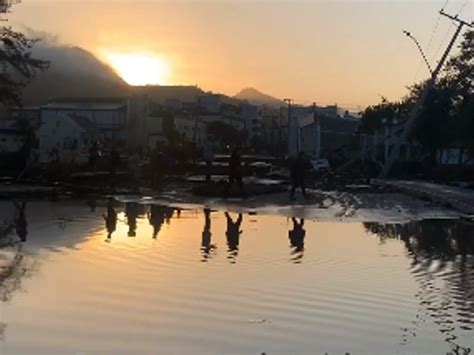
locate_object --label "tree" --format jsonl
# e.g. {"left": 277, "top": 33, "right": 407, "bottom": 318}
{"left": 358, "top": 29, "right": 473, "bottom": 166}
{"left": 207, "top": 121, "right": 244, "bottom": 148}
{"left": 358, "top": 98, "right": 403, "bottom": 135}
{"left": 1, "top": 3, "right": 49, "bottom": 107}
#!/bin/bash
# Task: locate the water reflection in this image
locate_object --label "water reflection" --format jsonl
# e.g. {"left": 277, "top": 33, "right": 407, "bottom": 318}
{"left": 201, "top": 209, "right": 216, "bottom": 262}
{"left": 103, "top": 198, "right": 117, "bottom": 240}
{"left": 365, "top": 220, "right": 474, "bottom": 354}
{"left": 148, "top": 205, "right": 166, "bottom": 239}
{"left": 125, "top": 202, "right": 139, "bottom": 237}
{"left": 289, "top": 218, "right": 305, "bottom": 263}
{"left": 225, "top": 212, "right": 243, "bottom": 264}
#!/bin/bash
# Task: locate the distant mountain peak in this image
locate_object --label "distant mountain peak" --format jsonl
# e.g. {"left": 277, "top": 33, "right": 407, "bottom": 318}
{"left": 234, "top": 87, "right": 283, "bottom": 107}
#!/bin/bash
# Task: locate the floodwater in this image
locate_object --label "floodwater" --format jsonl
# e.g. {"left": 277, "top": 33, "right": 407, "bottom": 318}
{"left": 0, "top": 200, "right": 473, "bottom": 354}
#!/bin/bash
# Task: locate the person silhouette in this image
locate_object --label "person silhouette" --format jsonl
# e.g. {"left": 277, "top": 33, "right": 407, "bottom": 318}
{"left": 201, "top": 208, "right": 216, "bottom": 262}
{"left": 225, "top": 212, "right": 243, "bottom": 263}
{"left": 227, "top": 147, "right": 244, "bottom": 196}
{"left": 14, "top": 201, "right": 27, "bottom": 242}
{"left": 290, "top": 152, "right": 308, "bottom": 200}
{"left": 289, "top": 218, "right": 305, "bottom": 263}
{"left": 125, "top": 202, "right": 139, "bottom": 237}
{"left": 103, "top": 197, "right": 117, "bottom": 240}
{"left": 148, "top": 205, "right": 166, "bottom": 239}
{"left": 164, "top": 207, "right": 175, "bottom": 224}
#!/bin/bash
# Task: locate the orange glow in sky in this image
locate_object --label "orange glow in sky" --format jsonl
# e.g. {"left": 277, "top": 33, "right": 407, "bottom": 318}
{"left": 105, "top": 52, "right": 171, "bottom": 86}
{"left": 8, "top": 0, "right": 473, "bottom": 108}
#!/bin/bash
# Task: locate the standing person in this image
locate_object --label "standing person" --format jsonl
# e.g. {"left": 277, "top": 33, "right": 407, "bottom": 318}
{"left": 290, "top": 152, "right": 308, "bottom": 200}
{"left": 109, "top": 146, "right": 121, "bottom": 189}
{"left": 14, "top": 201, "right": 27, "bottom": 243}
{"left": 202, "top": 140, "right": 215, "bottom": 183}
{"left": 227, "top": 147, "right": 244, "bottom": 196}
{"left": 129, "top": 148, "right": 141, "bottom": 190}
{"left": 151, "top": 142, "right": 166, "bottom": 189}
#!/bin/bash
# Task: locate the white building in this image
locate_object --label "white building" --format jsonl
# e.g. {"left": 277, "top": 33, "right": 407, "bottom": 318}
{"left": 240, "top": 103, "right": 264, "bottom": 140}
{"left": 37, "top": 112, "right": 96, "bottom": 163}
{"left": 41, "top": 98, "right": 128, "bottom": 141}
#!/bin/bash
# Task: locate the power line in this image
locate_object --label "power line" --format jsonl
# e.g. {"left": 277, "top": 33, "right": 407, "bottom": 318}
{"left": 380, "top": 9, "right": 472, "bottom": 178}
{"left": 412, "top": 0, "right": 449, "bottom": 83}
{"left": 456, "top": 0, "right": 470, "bottom": 16}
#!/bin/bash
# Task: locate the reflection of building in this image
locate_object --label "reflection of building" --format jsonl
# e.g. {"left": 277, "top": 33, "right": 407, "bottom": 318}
{"left": 366, "top": 220, "right": 474, "bottom": 353}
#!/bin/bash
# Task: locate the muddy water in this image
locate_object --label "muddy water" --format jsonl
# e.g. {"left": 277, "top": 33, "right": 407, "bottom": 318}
{"left": 0, "top": 200, "right": 473, "bottom": 354}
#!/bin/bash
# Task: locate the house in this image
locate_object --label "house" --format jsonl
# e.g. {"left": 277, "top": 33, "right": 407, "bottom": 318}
{"left": 299, "top": 112, "right": 359, "bottom": 157}
{"left": 41, "top": 98, "right": 128, "bottom": 142}
{"left": 37, "top": 112, "right": 96, "bottom": 163}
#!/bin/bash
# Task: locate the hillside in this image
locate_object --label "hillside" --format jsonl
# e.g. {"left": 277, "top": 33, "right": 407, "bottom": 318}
{"left": 234, "top": 87, "right": 283, "bottom": 107}
{"left": 22, "top": 45, "right": 130, "bottom": 105}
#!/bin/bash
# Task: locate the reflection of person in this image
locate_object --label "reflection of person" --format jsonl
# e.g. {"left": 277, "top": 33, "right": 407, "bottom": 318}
{"left": 290, "top": 152, "right": 307, "bottom": 200}
{"left": 125, "top": 202, "right": 138, "bottom": 237}
{"left": 14, "top": 201, "right": 27, "bottom": 242}
{"left": 289, "top": 218, "right": 305, "bottom": 262}
{"left": 227, "top": 148, "right": 244, "bottom": 195}
{"left": 148, "top": 205, "right": 166, "bottom": 239}
{"left": 201, "top": 208, "right": 216, "bottom": 261}
{"left": 103, "top": 198, "right": 117, "bottom": 240}
{"left": 225, "top": 212, "right": 243, "bottom": 262}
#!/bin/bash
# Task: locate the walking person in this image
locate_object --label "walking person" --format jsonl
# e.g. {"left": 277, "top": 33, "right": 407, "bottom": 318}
{"left": 151, "top": 142, "right": 167, "bottom": 189}
{"left": 202, "top": 140, "right": 215, "bottom": 183}
{"left": 290, "top": 152, "right": 308, "bottom": 200}
{"left": 227, "top": 147, "right": 244, "bottom": 196}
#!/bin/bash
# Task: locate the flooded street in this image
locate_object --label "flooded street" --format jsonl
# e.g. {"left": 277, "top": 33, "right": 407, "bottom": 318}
{"left": 0, "top": 200, "right": 473, "bottom": 354}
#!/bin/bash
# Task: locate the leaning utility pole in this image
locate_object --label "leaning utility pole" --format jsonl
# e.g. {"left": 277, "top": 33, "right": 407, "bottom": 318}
{"left": 379, "top": 10, "right": 473, "bottom": 178}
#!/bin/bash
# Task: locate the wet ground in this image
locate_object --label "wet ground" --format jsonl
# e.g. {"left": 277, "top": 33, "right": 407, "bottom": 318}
{"left": 0, "top": 199, "right": 473, "bottom": 354}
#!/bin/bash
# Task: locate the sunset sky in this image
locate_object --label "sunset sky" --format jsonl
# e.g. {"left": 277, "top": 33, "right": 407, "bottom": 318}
{"left": 8, "top": 0, "right": 473, "bottom": 109}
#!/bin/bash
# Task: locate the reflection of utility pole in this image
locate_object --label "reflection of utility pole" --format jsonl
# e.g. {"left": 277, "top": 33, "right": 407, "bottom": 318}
{"left": 380, "top": 10, "right": 473, "bottom": 178}
{"left": 283, "top": 98, "right": 292, "bottom": 155}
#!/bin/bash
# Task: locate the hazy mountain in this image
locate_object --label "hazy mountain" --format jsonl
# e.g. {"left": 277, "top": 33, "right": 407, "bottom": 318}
{"left": 234, "top": 87, "right": 283, "bottom": 107}
{"left": 21, "top": 45, "right": 130, "bottom": 105}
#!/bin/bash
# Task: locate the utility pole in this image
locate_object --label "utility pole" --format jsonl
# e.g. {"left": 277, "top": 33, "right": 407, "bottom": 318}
{"left": 312, "top": 102, "right": 321, "bottom": 159}
{"left": 283, "top": 98, "right": 293, "bottom": 155}
{"left": 379, "top": 10, "right": 473, "bottom": 178}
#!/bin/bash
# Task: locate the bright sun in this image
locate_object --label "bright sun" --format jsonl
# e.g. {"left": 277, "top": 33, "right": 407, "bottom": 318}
{"left": 106, "top": 52, "right": 170, "bottom": 86}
